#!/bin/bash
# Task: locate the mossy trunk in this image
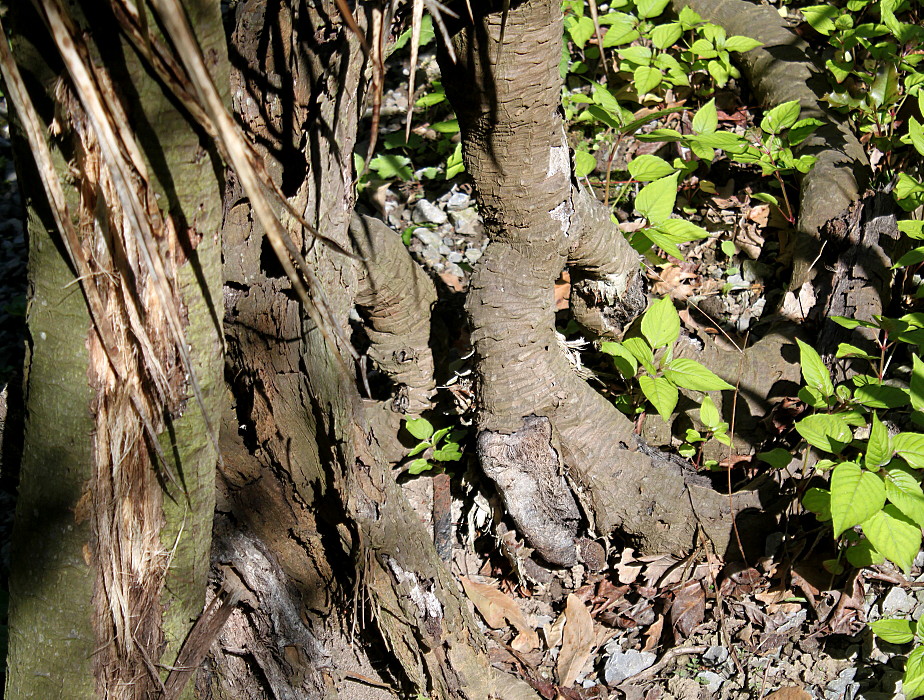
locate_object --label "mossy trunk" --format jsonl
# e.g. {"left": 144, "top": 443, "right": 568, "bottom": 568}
{"left": 4, "top": 1, "right": 226, "bottom": 697}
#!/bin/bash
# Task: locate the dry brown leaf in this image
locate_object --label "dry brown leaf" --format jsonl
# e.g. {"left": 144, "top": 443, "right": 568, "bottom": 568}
{"left": 642, "top": 615, "right": 664, "bottom": 652}
{"left": 439, "top": 271, "right": 464, "bottom": 292}
{"left": 747, "top": 203, "right": 770, "bottom": 227}
{"left": 557, "top": 594, "right": 596, "bottom": 687}
{"left": 670, "top": 581, "right": 705, "bottom": 639}
{"left": 459, "top": 576, "right": 539, "bottom": 650}
{"left": 765, "top": 687, "right": 812, "bottom": 700}
{"left": 545, "top": 609, "right": 566, "bottom": 650}
{"left": 650, "top": 263, "right": 698, "bottom": 301}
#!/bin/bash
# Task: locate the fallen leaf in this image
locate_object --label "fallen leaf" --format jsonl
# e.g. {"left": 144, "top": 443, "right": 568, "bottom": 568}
{"left": 460, "top": 576, "right": 539, "bottom": 650}
{"left": 439, "top": 271, "right": 464, "bottom": 292}
{"left": 642, "top": 615, "right": 664, "bottom": 651}
{"left": 670, "top": 581, "right": 705, "bottom": 638}
{"left": 558, "top": 594, "right": 596, "bottom": 687}
{"left": 746, "top": 203, "right": 770, "bottom": 227}
{"left": 650, "top": 263, "right": 698, "bottom": 300}
{"left": 765, "top": 687, "right": 812, "bottom": 700}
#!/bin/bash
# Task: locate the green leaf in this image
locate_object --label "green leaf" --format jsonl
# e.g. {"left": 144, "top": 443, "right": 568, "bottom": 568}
{"left": 416, "top": 92, "right": 446, "bottom": 108}
{"left": 904, "top": 646, "right": 924, "bottom": 700}
{"left": 796, "top": 414, "right": 853, "bottom": 453}
{"left": 432, "top": 119, "right": 460, "bottom": 133}
{"left": 801, "top": 5, "right": 839, "bottom": 34}
{"left": 751, "top": 192, "right": 779, "bottom": 206}
{"left": 870, "top": 62, "right": 900, "bottom": 109}
{"left": 803, "top": 487, "right": 832, "bottom": 521}
{"left": 846, "top": 538, "right": 884, "bottom": 567}
{"left": 758, "top": 448, "right": 793, "bottom": 469}
{"left": 760, "top": 100, "right": 801, "bottom": 135}
{"left": 566, "top": 14, "right": 596, "bottom": 49}
{"left": 635, "top": 173, "right": 679, "bottom": 226}
{"left": 601, "top": 20, "right": 639, "bottom": 47}
{"left": 895, "top": 432, "right": 924, "bottom": 468}
{"left": 635, "top": 0, "right": 671, "bottom": 19}
{"left": 690, "top": 38, "right": 717, "bottom": 58}
{"left": 797, "top": 338, "right": 834, "bottom": 398}
{"left": 899, "top": 220, "right": 924, "bottom": 240}
{"left": 432, "top": 446, "right": 462, "bottom": 462}
{"left": 707, "top": 59, "right": 729, "bottom": 86}
{"left": 650, "top": 22, "right": 682, "bottom": 49}
{"left": 699, "top": 395, "right": 721, "bottom": 430}
{"left": 692, "top": 98, "right": 718, "bottom": 135}
{"left": 869, "top": 618, "right": 915, "bottom": 644}
{"left": 633, "top": 66, "right": 663, "bottom": 95}
{"left": 835, "top": 343, "right": 876, "bottom": 360}
{"left": 445, "top": 143, "right": 465, "bottom": 179}
{"left": 912, "top": 355, "right": 924, "bottom": 412}
{"left": 618, "top": 45, "right": 653, "bottom": 65}
{"left": 405, "top": 417, "right": 435, "bottom": 440}
{"left": 628, "top": 154, "right": 675, "bottom": 182}
{"left": 392, "top": 12, "right": 435, "bottom": 50}
{"left": 664, "top": 358, "right": 734, "bottom": 392}
{"left": 908, "top": 116, "right": 924, "bottom": 157}
{"left": 655, "top": 218, "right": 709, "bottom": 243}
{"left": 830, "top": 461, "right": 885, "bottom": 537}
{"left": 600, "top": 341, "right": 638, "bottom": 378}
{"left": 884, "top": 463, "right": 924, "bottom": 527}
{"left": 688, "top": 131, "right": 748, "bottom": 151}
{"left": 854, "top": 380, "right": 909, "bottom": 409}
{"left": 639, "top": 375, "right": 679, "bottom": 422}
{"left": 866, "top": 413, "right": 893, "bottom": 469}
{"left": 641, "top": 296, "right": 680, "bottom": 349}
{"left": 408, "top": 458, "right": 433, "bottom": 475}
{"left": 574, "top": 150, "right": 597, "bottom": 177}
{"left": 723, "top": 35, "right": 762, "bottom": 52}
{"left": 407, "top": 442, "right": 429, "bottom": 457}
{"left": 369, "top": 154, "right": 414, "bottom": 180}
{"left": 431, "top": 427, "right": 452, "bottom": 445}
{"left": 861, "top": 505, "right": 921, "bottom": 574}
{"left": 623, "top": 337, "right": 656, "bottom": 374}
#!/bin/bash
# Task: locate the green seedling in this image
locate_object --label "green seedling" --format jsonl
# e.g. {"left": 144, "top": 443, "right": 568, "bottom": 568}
{"left": 600, "top": 296, "right": 734, "bottom": 422}
{"left": 403, "top": 417, "right": 467, "bottom": 475}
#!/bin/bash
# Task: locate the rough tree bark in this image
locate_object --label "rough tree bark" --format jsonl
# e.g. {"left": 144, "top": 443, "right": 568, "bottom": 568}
{"left": 4, "top": 1, "right": 225, "bottom": 697}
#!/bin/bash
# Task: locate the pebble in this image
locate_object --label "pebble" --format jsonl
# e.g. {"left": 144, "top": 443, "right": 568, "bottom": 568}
{"left": 464, "top": 248, "right": 482, "bottom": 264}
{"left": 881, "top": 586, "right": 916, "bottom": 616}
{"left": 825, "top": 667, "right": 859, "bottom": 700}
{"left": 447, "top": 251, "right": 463, "bottom": 264}
{"left": 450, "top": 207, "right": 483, "bottom": 235}
{"left": 697, "top": 670, "right": 724, "bottom": 693}
{"left": 603, "top": 648, "right": 656, "bottom": 684}
{"left": 413, "top": 198, "right": 448, "bottom": 225}
{"left": 446, "top": 191, "right": 472, "bottom": 211}
{"left": 703, "top": 645, "right": 729, "bottom": 666}
{"left": 414, "top": 227, "right": 443, "bottom": 249}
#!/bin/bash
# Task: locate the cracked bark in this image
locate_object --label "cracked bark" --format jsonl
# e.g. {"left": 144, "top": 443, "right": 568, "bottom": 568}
{"left": 439, "top": 0, "right": 765, "bottom": 560}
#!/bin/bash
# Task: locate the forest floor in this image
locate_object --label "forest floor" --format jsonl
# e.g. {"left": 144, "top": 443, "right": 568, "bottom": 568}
{"left": 352, "top": 46, "right": 921, "bottom": 699}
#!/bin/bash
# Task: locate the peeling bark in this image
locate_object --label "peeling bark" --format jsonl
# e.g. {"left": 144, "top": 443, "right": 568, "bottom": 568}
{"left": 439, "top": 0, "right": 762, "bottom": 559}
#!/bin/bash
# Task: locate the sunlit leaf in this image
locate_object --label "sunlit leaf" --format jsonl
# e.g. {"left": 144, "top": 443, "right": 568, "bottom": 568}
{"left": 796, "top": 414, "right": 853, "bottom": 453}
{"left": 861, "top": 505, "right": 920, "bottom": 574}
{"left": 639, "top": 375, "right": 679, "bottom": 422}
{"left": 641, "top": 296, "right": 680, "bottom": 349}
{"left": 831, "top": 461, "right": 885, "bottom": 537}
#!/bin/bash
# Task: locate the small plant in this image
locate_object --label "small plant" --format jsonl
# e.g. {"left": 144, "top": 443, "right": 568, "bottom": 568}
{"left": 870, "top": 618, "right": 924, "bottom": 698}
{"left": 402, "top": 417, "right": 467, "bottom": 475}
{"left": 678, "top": 394, "right": 732, "bottom": 469}
{"left": 600, "top": 296, "right": 734, "bottom": 422}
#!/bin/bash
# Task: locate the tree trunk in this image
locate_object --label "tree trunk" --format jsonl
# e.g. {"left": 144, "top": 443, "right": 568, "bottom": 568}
{"left": 4, "top": 1, "right": 225, "bottom": 697}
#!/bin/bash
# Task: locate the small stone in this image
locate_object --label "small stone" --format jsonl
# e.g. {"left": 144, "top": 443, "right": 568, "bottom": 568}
{"left": 414, "top": 227, "right": 443, "bottom": 249}
{"left": 413, "top": 198, "right": 448, "bottom": 225}
{"left": 603, "top": 648, "right": 656, "bottom": 685}
{"left": 446, "top": 191, "right": 472, "bottom": 211}
{"left": 703, "top": 645, "right": 729, "bottom": 666}
{"left": 450, "top": 206, "right": 484, "bottom": 235}
{"left": 447, "top": 251, "right": 463, "bottom": 264}
{"left": 881, "top": 587, "right": 916, "bottom": 616}
{"left": 825, "top": 667, "right": 859, "bottom": 700}
{"left": 438, "top": 244, "right": 451, "bottom": 256}
{"left": 697, "top": 671, "right": 724, "bottom": 693}
{"left": 464, "top": 248, "right": 482, "bottom": 264}
{"left": 445, "top": 262, "right": 466, "bottom": 279}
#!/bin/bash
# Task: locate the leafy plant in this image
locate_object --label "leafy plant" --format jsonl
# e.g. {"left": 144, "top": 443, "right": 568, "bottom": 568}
{"left": 600, "top": 296, "right": 734, "bottom": 423}
{"left": 402, "top": 417, "right": 467, "bottom": 475}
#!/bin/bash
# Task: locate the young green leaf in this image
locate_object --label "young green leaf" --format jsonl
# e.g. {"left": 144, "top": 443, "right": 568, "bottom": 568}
{"left": 633, "top": 66, "right": 663, "bottom": 95}
{"left": 865, "top": 413, "right": 893, "bottom": 469}
{"left": 796, "top": 338, "right": 834, "bottom": 398}
{"left": 723, "top": 35, "right": 762, "bottom": 52}
{"left": 912, "top": 355, "right": 924, "bottom": 413}
{"left": 663, "top": 358, "right": 734, "bottom": 392}
{"left": 623, "top": 337, "right": 657, "bottom": 375}
{"left": 895, "top": 432, "right": 924, "bottom": 469}
{"left": 699, "top": 395, "right": 721, "bottom": 430}
{"left": 639, "top": 375, "right": 679, "bottom": 421}
{"left": 405, "top": 417, "right": 435, "bottom": 441}
{"left": 408, "top": 458, "right": 432, "bottom": 474}
{"left": 600, "top": 341, "right": 639, "bottom": 378}
{"left": 861, "top": 505, "right": 921, "bottom": 574}
{"left": 800, "top": 4, "right": 839, "bottom": 34}
{"left": 884, "top": 463, "right": 924, "bottom": 527}
{"left": 760, "top": 100, "right": 801, "bottom": 135}
{"left": 692, "top": 99, "right": 718, "bottom": 135}
{"left": 758, "top": 448, "right": 793, "bottom": 469}
{"left": 641, "top": 296, "right": 681, "bottom": 349}
{"left": 574, "top": 150, "right": 597, "bottom": 177}
{"left": 655, "top": 218, "right": 710, "bottom": 244}
{"left": 869, "top": 618, "right": 916, "bottom": 645}
{"left": 796, "top": 414, "right": 853, "bottom": 453}
{"left": 635, "top": 173, "right": 679, "bottom": 226}
{"left": 830, "top": 461, "right": 885, "bottom": 537}
{"left": 628, "top": 154, "right": 675, "bottom": 182}
{"left": 803, "top": 487, "right": 832, "bottom": 521}
{"left": 650, "top": 22, "right": 683, "bottom": 50}
{"left": 635, "top": 0, "right": 671, "bottom": 19}
{"left": 904, "top": 646, "right": 924, "bottom": 700}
